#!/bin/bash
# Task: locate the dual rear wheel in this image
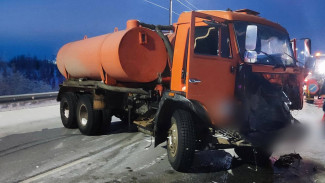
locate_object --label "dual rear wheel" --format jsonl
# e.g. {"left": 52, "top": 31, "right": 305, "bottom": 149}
{"left": 60, "top": 93, "right": 77, "bottom": 129}
{"left": 60, "top": 93, "right": 111, "bottom": 135}
{"left": 60, "top": 93, "right": 197, "bottom": 171}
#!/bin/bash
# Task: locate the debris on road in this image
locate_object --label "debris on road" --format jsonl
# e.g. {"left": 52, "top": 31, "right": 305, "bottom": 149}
{"left": 274, "top": 153, "right": 302, "bottom": 168}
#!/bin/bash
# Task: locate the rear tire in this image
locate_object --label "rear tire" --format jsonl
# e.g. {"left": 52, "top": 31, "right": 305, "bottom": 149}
{"left": 99, "top": 109, "right": 112, "bottom": 134}
{"left": 60, "top": 93, "right": 77, "bottom": 129}
{"left": 76, "top": 95, "right": 101, "bottom": 135}
{"left": 167, "top": 109, "right": 196, "bottom": 172}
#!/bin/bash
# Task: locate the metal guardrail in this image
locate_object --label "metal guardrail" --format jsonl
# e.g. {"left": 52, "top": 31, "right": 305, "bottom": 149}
{"left": 0, "top": 92, "right": 58, "bottom": 103}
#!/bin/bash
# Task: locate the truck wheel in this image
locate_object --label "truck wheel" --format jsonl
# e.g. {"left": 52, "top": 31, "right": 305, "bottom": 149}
{"left": 60, "top": 93, "right": 77, "bottom": 129}
{"left": 76, "top": 95, "right": 100, "bottom": 135}
{"left": 99, "top": 109, "right": 112, "bottom": 134}
{"left": 167, "top": 109, "right": 196, "bottom": 172}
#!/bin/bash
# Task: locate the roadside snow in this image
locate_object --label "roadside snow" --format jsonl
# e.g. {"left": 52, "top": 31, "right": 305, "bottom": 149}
{"left": 0, "top": 104, "right": 61, "bottom": 138}
{"left": 0, "top": 99, "right": 58, "bottom": 112}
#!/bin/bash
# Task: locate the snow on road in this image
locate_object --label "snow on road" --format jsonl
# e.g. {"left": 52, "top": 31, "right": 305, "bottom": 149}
{"left": 0, "top": 101, "right": 325, "bottom": 183}
{"left": 0, "top": 104, "right": 61, "bottom": 138}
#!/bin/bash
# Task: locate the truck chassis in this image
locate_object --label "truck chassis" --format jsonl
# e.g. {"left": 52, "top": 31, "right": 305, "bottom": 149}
{"left": 57, "top": 79, "right": 254, "bottom": 171}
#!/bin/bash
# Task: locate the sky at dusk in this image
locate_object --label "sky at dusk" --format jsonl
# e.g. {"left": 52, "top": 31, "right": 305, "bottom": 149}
{"left": 0, "top": 0, "right": 325, "bottom": 61}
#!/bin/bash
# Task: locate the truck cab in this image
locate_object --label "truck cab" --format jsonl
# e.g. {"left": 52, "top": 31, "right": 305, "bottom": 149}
{"left": 155, "top": 9, "right": 307, "bottom": 170}
{"left": 168, "top": 9, "right": 303, "bottom": 122}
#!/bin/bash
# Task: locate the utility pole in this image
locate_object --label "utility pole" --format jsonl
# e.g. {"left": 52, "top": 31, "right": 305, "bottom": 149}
{"left": 169, "top": 0, "right": 173, "bottom": 25}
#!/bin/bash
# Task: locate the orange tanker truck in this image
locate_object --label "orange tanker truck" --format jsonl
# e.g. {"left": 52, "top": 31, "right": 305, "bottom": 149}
{"left": 56, "top": 9, "right": 309, "bottom": 171}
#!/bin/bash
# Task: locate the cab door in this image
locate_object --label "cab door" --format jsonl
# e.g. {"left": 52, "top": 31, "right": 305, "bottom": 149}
{"left": 186, "top": 12, "right": 236, "bottom": 126}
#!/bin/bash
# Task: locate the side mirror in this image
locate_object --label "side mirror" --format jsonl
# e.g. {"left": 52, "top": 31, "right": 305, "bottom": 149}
{"left": 303, "top": 38, "right": 313, "bottom": 69}
{"left": 245, "top": 25, "right": 257, "bottom": 51}
{"left": 292, "top": 38, "right": 313, "bottom": 69}
{"left": 304, "top": 38, "right": 311, "bottom": 57}
{"left": 290, "top": 38, "right": 297, "bottom": 59}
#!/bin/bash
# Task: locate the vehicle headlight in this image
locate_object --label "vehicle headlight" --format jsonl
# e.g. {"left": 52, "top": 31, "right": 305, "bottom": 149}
{"left": 316, "top": 61, "right": 325, "bottom": 74}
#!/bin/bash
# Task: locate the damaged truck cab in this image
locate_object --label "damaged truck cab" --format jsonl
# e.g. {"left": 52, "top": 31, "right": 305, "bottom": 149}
{"left": 155, "top": 10, "right": 307, "bottom": 170}
{"left": 57, "top": 9, "right": 308, "bottom": 172}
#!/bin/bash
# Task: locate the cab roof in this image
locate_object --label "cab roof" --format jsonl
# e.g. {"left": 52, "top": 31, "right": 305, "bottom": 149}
{"left": 176, "top": 9, "right": 287, "bottom": 33}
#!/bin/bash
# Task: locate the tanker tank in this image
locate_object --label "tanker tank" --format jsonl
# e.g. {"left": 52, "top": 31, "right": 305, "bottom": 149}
{"left": 56, "top": 20, "right": 168, "bottom": 84}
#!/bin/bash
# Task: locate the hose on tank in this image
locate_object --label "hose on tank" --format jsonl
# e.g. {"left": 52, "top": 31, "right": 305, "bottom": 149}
{"left": 139, "top": 22, "right": 174, "bottom": 66}
{"left": 139, "top": 22, "right": 173, "bottom": 31}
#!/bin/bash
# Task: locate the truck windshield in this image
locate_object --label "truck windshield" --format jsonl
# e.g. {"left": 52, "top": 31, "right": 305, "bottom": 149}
{"left": 234, "top": 21, "right": 295, "bottom": 66}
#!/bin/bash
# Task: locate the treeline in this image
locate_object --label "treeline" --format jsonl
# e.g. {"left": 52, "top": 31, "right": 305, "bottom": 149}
{"left": 0, "top": 55, "right": 65, "bottom": 95}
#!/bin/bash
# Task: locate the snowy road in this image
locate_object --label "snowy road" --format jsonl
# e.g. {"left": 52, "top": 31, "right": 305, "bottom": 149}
{"left": 1, "top": 100, "right": 325, "bottom": 183}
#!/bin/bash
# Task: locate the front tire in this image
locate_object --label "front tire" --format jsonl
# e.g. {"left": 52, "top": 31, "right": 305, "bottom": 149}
{"left": 76, "top": 95, "right": 101, "bottom": 135}
{"left": 60, "top": 93, "right": 77, "bottom": 129}
{"left": 167, "top": 109, "right": 196, "bottom": 172}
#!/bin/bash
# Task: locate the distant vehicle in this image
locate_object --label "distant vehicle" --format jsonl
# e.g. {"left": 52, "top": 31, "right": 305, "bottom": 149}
{"left": 305, "top": 54, "right": 325, "bottom": 103}
{"left": 56, "top": 9, "right": 310, "bottom": 171}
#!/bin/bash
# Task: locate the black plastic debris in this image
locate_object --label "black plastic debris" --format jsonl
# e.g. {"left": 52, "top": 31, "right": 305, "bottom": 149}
{"left": 274, "top": 153, "right": 302, "bottom": 168}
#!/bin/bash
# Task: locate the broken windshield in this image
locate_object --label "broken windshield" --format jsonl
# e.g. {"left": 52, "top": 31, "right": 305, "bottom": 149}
{"left": 234, "top": 21, "right": 295, "bottom": 66}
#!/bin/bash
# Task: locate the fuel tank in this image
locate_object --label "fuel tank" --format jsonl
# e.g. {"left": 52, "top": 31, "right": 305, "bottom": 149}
{"left": 56, "top": 20, "right": 168, "bottom": 83}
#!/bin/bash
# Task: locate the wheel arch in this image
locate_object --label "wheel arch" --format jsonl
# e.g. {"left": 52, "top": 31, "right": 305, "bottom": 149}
{"left": 154, "top": 92, "right": 212, "bottom": 147}
{"left": 57, "top": 86, "right": 78, "bottom": 101}
{"left": 57, "top": 86, "right": 94, "bottom": 101}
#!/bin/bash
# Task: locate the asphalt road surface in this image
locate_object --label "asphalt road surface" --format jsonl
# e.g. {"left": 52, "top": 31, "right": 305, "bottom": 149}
{"left": 1, "top": 100, "right": 325, "bottom": 183}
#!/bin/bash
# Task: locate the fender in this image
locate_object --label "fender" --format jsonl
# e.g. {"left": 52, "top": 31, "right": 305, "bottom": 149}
{"left": 57, "top": 86, "right": 69, "bottom": 101}
{"left": 57, "top": 84, "right": 95, "bottom": 101}
{"left": 57, "top": 86, "right": 82, "bottom": 101}
{"left": 154, "top": 91, "right": 212, "bottom": 146}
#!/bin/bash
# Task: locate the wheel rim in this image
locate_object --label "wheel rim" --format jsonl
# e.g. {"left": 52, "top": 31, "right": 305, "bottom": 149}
{"left": 167, "top": 119, "right": 178, "bottom": 157}
{"left": 79, "top": 104, "right": 88, "bottom": 126}
{"left": 62, "top": 101, "right": 69, "bottom": 118}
